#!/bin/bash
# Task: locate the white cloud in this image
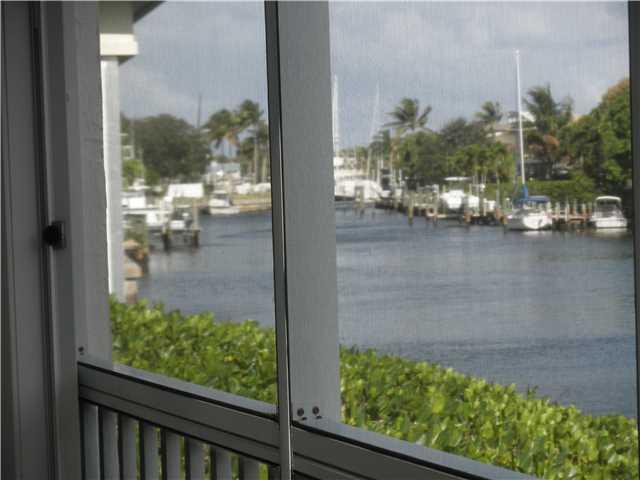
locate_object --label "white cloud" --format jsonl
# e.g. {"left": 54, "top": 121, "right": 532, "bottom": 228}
{"left": 120, "top": 1, "right": 629, "bottom": 147}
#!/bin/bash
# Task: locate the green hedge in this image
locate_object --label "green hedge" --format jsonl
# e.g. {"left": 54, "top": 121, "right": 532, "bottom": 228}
{"left": 111, "top": 299, "right": 638, "bottom": 479}
{"left": 526, "top": 174, "right": 601, "bottom": 204}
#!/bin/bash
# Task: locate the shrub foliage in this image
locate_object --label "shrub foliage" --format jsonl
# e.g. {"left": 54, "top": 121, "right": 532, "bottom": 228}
{"left": 111, "top": 299, "right": 638, "bottom": 479}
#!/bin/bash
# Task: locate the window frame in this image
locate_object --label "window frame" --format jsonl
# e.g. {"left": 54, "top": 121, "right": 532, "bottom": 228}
{"left": 24, "top": 1, "right": 640, "bottom": 479}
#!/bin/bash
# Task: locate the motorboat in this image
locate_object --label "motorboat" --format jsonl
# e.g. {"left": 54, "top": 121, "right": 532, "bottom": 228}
{"left": 588, "top": 196, "right": 628, "bottom": 229}
{"left": 168, "top": 208, "right": 194, "bottom": 231}
{"left": 439, "top": 177, "right": 470, "bottom": 212}
{"left": 461, "top": 194, "right": 496, "bottom": 212}
{"left": 208, "top": 192, "right": 240, "bottom": 215}
{"left": 506, "top": 195, "right": 552, "bottom": 231}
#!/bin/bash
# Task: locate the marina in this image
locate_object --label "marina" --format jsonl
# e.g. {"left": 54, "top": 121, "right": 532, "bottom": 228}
{"left": 136, "top": 209, "right": 637, "bottom": 419}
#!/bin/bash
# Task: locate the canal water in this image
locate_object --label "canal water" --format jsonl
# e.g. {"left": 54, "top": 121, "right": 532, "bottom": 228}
{"left": 138, "top": 209, "right": 637, "bottom": 418}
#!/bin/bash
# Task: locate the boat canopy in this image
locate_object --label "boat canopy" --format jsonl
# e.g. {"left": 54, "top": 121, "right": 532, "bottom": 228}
{"left": 444, "top": 176, "right": 471, "bottom": 183}
{"left": 514, "top": 191, "right": 550, "bottom": 207}
{"left": 595, "top": 196, "right": 622, "bottom": 204}
{"left": 528, "top": 195, "right": 551, "bottom": 204}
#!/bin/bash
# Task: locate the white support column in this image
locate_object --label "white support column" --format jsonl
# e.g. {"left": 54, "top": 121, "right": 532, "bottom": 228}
{"left": 273, "top": 2, "right": 341, "bottom": 422}
{"left": 98, "top": 2, "right": 140, "bottom": 301}
{"left": 101, "top": 56, "right": 125, "bottom": 300}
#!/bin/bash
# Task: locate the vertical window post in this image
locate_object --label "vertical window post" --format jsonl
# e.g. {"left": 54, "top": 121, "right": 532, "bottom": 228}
{"left": 266, "top": 1, "right": 341, "bottom": 425}
{"left": 628, "top": 1, "right": 640, "bottom": 448}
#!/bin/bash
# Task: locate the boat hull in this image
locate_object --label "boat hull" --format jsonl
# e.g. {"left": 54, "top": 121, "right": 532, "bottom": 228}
{"left": 208, "top": 206, "right": 240, "bottom": 216}
{"left": 506, "top": 213, "right": 552, "bottom": 231}
{"left": 588, "top": 217, "right": 628, "bottom": 229}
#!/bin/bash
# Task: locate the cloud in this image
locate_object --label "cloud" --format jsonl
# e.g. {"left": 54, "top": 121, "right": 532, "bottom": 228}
{"left": 121, "top": 2, "right": 268, "bottom": 125}
{"left": 120, "top": 2, "right": 629, "bottom": 148}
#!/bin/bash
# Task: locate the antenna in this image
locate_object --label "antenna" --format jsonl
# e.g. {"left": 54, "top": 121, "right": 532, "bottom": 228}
{"left": 196, "top": 92, "right": 203, "bottom": 130}
{"left": 369, "top": 83, "right": 381, "bottom": 141}
{"left": 515, "top": 50, "right": 526, "bottom": 185}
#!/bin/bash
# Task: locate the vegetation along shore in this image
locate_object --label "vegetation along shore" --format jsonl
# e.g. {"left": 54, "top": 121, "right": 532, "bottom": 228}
{"left": 111, "top": 299, "right": 638, "bottom": 480}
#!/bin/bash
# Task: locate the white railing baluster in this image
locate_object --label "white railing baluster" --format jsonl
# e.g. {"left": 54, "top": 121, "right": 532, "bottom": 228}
{"left": 185, "top": 439, "right": 205, "bottom": 480}
{"left": 118, "top": 415, "right": 137, "bottom": 480}
{"left": 99, "top": 408, "right": 120, "bottom": 479}
{"left": 238, "top": 458, "right": 260, "bottom": 480}
{"left": 82, "top": 402, "right": 100, "bottom": 480}
{"left": 211, "top": 448, "right": 233, "bottom": 480}
{"left": 161, "top": 430, "right": 181, "bottom": 480}
{"left": 140, "top": 422, "right": 159, "bottom": 479}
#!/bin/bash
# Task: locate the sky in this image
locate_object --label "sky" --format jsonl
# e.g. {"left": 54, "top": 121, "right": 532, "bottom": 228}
{"left": 120, "top": 1, "right": 629, "bottom": 149}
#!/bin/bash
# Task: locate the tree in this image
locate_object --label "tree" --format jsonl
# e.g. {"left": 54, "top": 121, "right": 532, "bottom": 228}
{"left": 385, "top": 98, "right": 433, "bottom": 183}
{"left": 122, "top": 158, "right": 145, "bottom": 188}
{"left": 236, "top": 100, "right": 265, "bottom": 183}
{"left": 524, "top": 84, "right": 573, "bottom": 178}
{"left": 385, "top": 98, "right": 432, "bottom": 136}
{"left": 133, "top": 114, "right": 209, "bottom": 182}
{"left": 561, "top": 78, "right": 630, "bottom": 193}
{"left": 440, "top": 117, "right": 487, "bottom": 154}
{"left": 395, "top": 131, "right": 446, "bottom": 187}
{"left": 206, "top": 101, "right": 270, "bottom": 183}
{"left": 476, "top": 101, "right": 503, "bottom": 137}
{"left": 206, "top": 109, "right": 241, "bottom": 150}
{"left": 238, "top": 119, "right": 269, "bottom": 180}
{"left": 448, "top": 142, "right": 512, "bottom": 185}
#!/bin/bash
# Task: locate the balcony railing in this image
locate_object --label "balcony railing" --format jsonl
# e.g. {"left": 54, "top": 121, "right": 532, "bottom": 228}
{"left": 79, "top": 357, "right": 536, "bottom": 480}
{"left": 78, "top": 359, "right": 278, "bottom": 480}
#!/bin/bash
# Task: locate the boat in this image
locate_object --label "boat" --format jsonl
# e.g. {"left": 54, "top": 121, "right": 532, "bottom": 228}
{"left": 505, "top": 51, "right": 552, "bottom": 232}
{"left": 207, "top": 192, "right": 240, "bottom": 215}
{"left": 506, "top": 195, "right": 552, "bottom": 231}
{"left": 439, "top": 177, "right": 470, "bottom": 212}
{"left": 333, "top": 157, "right": 382, "bottom": 203}
{"left": 588, "top": 196, "right": 628, "bottom": 229}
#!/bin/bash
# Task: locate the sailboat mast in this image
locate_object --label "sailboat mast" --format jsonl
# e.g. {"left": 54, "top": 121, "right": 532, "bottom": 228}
{"left": 515, "top": 50, "right": 526, "bottom": 185}
{"left": 332, "top": 75, "right": 341, "bottom": 157}
{"left": 369, "top": 83, "right": 381, "bottom": 181}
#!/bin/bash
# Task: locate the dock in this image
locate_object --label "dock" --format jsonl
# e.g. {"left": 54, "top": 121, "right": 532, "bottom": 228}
{"left": 376, "top": 191, "right": 596, "bottom": 230}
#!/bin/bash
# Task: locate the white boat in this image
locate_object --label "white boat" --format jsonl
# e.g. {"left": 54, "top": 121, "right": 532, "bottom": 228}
{"left": 588, "top": 196, "right": 628, "bottom": 229}
{"left": 168, "top": 208, "right": 194, "bottom": 231}
{"left": 506, "top": 52, "right": 552, "bottom": 232}
{"left": 461, "top": 194, "right": 496, "bottom": 212}
{"left": 439, "top": 177, "right": 470, "bottom": 212}
{"left": 333, "top": 158, "right": 382, "bottom": 202}
{"left": 208, "top": 192, "right": 240, "bottom": 215}
{"left": 506, "top": 196, "right": 552, "bottom": 231}
{"left": 506, "top": 208, "right": 553, "bottom": 231}
{"left": 123, "top": 206, "right": 170, "bottom": 231}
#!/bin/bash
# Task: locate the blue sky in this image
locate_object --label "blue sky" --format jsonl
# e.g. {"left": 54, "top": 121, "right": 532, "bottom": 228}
{"left": 121, "top": 1, "right": 629, "bottom": 148}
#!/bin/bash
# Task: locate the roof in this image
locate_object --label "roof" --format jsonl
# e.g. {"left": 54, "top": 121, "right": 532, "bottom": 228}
{"left": 133, "top": 2, "right": 162, "bottom": 23}
{"left": 166, "top": 183, "right": 204, "bottom": 199}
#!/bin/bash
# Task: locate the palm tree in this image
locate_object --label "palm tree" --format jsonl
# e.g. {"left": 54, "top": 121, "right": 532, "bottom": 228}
{"left": 256, "top": 121, "right": 270, "bottom": 183}
{"left": 476, "top": 101, "right": 503, "bottom": 138}
{"left": 524, "top": 85, "right": 573, "bottom": 178}
{"left": 206, "top": 109, "right": 241, "bottom": 154}
{"left": 237, "top": 100, "right": 264, "bottom": 183}
{"left": 384, "top": 99, "right": 432, "bottom": 181}
{"left": 385, "top": 98, "right": 432, "bottom": 136}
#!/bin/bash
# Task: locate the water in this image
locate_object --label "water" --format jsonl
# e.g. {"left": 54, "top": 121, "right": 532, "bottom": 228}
{"left": 138, "top": 209, "right": 637, "bottom": 418}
